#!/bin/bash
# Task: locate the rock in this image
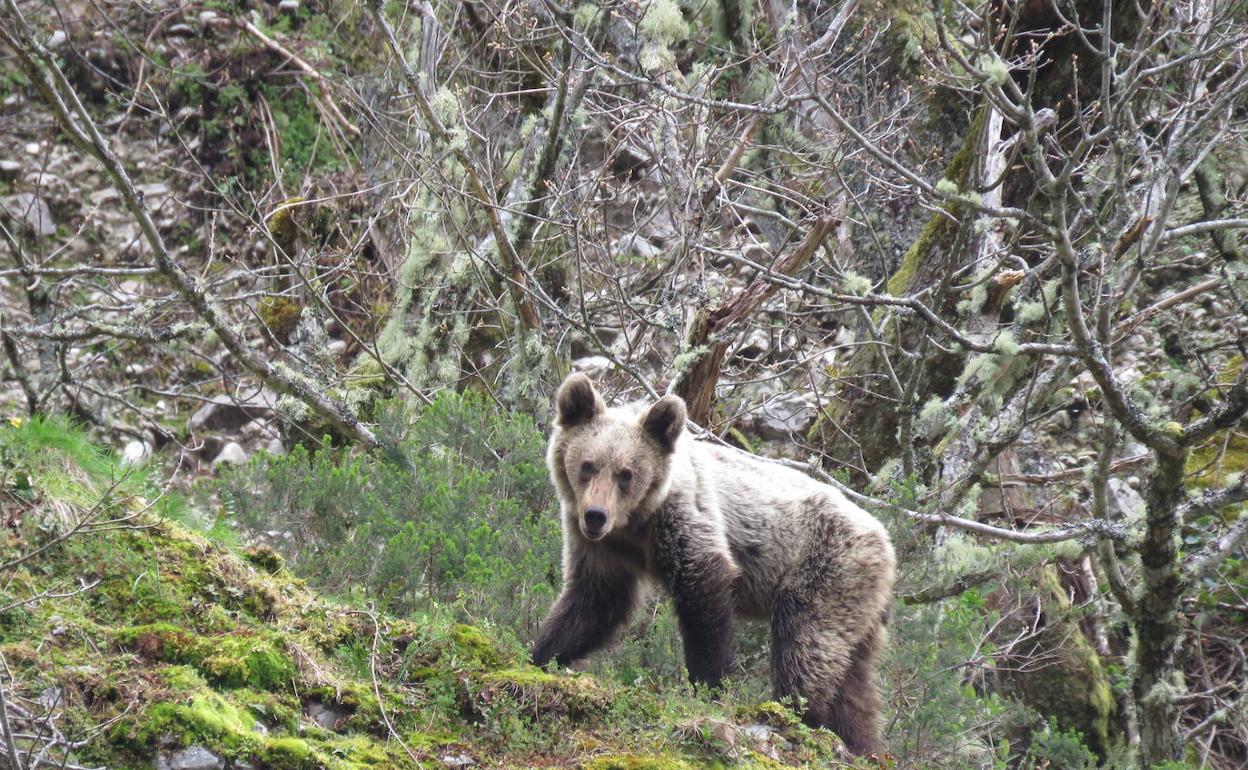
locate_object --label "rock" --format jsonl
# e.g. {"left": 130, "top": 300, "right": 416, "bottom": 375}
{"left": 740, "top": 723, "right": 774, "bottom": 743}
{"left": 167, "top": 746, "right": 223, "bottom": 770}
{"left": 440, "top": 754, "right": 475, "bottom": 768}
{"left": 167, "top": 23, "right": 194, "bottom": 37}
{"left": 198, "top": 10, "right": 218, "bottom": 24}
{"left": 0, "top": 160, "right": 20, "bottom": 177}
{"left": 23, "top": 142, "right": 40, "bottom": 156}
{"left": 47, "top": 30, "right": 68, "bottom": 48}
{"left": 327, "top": 339, "right": 348, "bottom": 357}
{"left": 615, "top": 233, "right": 662, "bottom": 261}
{"left": 1107, "top": 478, "right": 1145, "bottom": 520}
{"left": 755, "top": 393, "right": 816, "bottom": 440}
{"left": 735, "top": 328, "right": 770, "bottom": 361}
{"left": 90, "top": 187, "right": 120, "bottom": 205}
{"left": 572, "top": 356, "right": 611, "bottom": 376}
{"left": 1, "top": 193, "right": 55, "bottom": 237}
{"left": 278, "top": 0, "right": 299, "bottom": 11}
{"left": 303, "top": 700, "right": 348, "bottom": 731}
{"left": 36, "top": 687, "right": 63, "bottom": 711}
{"left": 120, "top": 441, "right": 148, "bottom": 466}
{"left": 265, "top": 438, "right": 286, "bottom": 457}
{"left": 137, "top": 182, "right": 170, "bottom": 202}
{"left": 188, "top": 392, "right": 276, "bottom": 433}
{"left": 211, "top": 442, "right": 248, "bottom": 470}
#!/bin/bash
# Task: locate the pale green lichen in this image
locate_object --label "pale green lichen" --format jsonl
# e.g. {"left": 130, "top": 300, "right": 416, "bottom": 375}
{"left": 639, "top": 0, "right": 688, "bottom": 46}
{"left": 842, "top": 271, "right": 873, "bottom": 296}
{"left": 1016, "top": 299, "right": 1047, "bottom": 325}
{"left": 429, "top": 86, "right": 460, "bottom": 124}
{"left": 935, "top": 178, "right": 960, "bottom": 196}
{"left": 918, "top": 396, "right": 953, "bottom": 433}
{"left": 993, "top": 330, "right": 1021, "bottom": 356}
{"left": 977, "top": 54, "right": 1010, "bottom": 86}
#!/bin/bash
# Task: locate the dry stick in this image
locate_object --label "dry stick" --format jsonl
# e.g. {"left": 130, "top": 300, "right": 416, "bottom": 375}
{"left": 235, "top": 17, "right": 361, "bottom": 138}
{"left": 992, "top": 453, "right": 1151, "bottom": 486}
{"left": 1113, "top": 276, "right": 1223, "bottom": 339}
{"left": 674, "top": 206, "right": 843, "bottom": 423}
{"left": 0, "top": 672, "right": 21, "bottom": 770}
{"left": 0, "top": 3, "right": 381, "bottom": 449}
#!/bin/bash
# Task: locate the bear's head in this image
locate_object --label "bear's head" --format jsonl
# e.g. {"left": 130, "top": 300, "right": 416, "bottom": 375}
{"left": 548, "top": 372, "right": 686, "bottom": 542}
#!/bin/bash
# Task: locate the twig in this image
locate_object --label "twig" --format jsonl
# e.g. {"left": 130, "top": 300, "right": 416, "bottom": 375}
{"left": 235, "top": 17, "right": 361, "bottom": 137}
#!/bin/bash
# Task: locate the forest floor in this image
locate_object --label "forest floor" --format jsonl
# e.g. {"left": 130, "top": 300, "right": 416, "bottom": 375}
{"left": 0, "top": 416, "right": 856, "bottom": 770}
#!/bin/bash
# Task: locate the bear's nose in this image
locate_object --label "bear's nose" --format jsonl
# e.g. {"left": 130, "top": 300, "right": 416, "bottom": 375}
{"left": 584, "top": 507, "right": 607, "bottom": 534}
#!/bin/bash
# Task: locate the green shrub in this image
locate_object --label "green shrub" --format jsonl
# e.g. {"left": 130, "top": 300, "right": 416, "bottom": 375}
{"left": 216, "top": 391, "right": 559, "bottom": 638}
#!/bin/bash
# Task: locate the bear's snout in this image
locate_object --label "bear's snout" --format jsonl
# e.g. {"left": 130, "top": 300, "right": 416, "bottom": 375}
{"left": 583, "top": 506, "right": 608, "bottom": 539}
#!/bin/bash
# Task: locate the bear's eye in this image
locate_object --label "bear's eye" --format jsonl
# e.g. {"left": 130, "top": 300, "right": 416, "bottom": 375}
{"left": 617, "top": 469, "right": 633, "bottom": 485}
{"left": 580, "top": 461, "right": 596, "bottom": 476}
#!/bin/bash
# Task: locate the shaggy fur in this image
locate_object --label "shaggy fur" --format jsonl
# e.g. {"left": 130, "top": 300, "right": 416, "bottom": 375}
{"left": 532, "top": 373, "right": 896, "bottom": 755}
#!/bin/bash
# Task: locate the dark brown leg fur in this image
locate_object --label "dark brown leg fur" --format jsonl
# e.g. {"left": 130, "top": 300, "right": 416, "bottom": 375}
{"left": 769, "top": 502, "right": 892, "bottom": 755}
{"left": 653, "top": 505, "right": 737, "bottom": 689}
{"left": 532, "top": 553, "right": 638, "bottom": 667}
{"left": 822, "top": 627, "right": 884, "bottom": 755}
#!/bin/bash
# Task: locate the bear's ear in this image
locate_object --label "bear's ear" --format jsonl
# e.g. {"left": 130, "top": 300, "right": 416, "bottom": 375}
{"left": 555, "top": 372, "right": 604, "bottom": 428}
{"left": 641, "top": 395, "right": 687, "bottom": 453}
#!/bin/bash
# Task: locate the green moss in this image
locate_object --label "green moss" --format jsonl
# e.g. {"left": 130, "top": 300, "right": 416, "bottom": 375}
{"left": 266, "top": 197, "right": 305, "bottom": 255}
{"left": 258, "top": 737, "right": 314, "bottom": 770}
{"left": 127, "top": 692, "right": 256, "bottom": 752}
{"left": 447, "top": 623, "right": 505, "bottom": 668}
{"left": 259, "top": 296, "right": 302, "bottom": 344}
{"left": 118, "top": 625, "right": 295, "bottom": 690}
{"left": 1187, "top": 431, "right": 1248, "bottom": 489}
{"left": 734, "top": 701, "right": 800, "bottom": 729}
{"left": 887, "top": 106, "right": 988, "bottom": 296}
{"left": 1006, "top": 568, "right": 1115, "bottom": 758}
{"left": 474, "top": 666, "right": 609, "bottom": 719}
{"left": 581, "top": 755, "right": 697, "bottom": 770}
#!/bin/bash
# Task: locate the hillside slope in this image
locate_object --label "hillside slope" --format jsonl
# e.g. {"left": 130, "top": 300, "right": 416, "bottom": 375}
{"left": 0, "top": 418, "right": 850, "bottom": 770}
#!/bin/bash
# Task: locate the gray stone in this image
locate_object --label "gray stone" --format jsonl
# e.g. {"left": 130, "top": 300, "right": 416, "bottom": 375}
{"left": 1107, "top": 478, "right": 1145, "bottom": 520}
{"left": 167, "top": 746, "right": 223, "bottom": 770}
{"left": 211, "top": 442, "right": 248, "bottom": 469}
{"left": 1, "top": 193, "right": 55, "bottom": 237}
{"left": 265, "top": 438, "right": 286, "bottom": 457}
{"left": 47, "top": 30, "right": 68, "bottom": 48}
{"left": 327, "top": 339, "right": 348, "bottom": 356}
{"left": 167, "top": 23, "right": 194, "bottom": 37}
{"left": 740, "top": 723, "right": 774, "bottom": 743}
{"left": 755, "top": 393, "right": 816, "bottom": 440}
{"left": 303, "top": 700, "right": 348, "bottom": 731}
{"left": 188, "top": 392, "right": 276, "bottom": 433}
{"left": 198, "top": 10, "right": 218, "bottom": 24}
{"left": 0, "top": 160, "right": 20, "bottom": 177}
{"left": 440, "top": 754, "right": 476, "bottom": 768}
{"left": 572, "top": 356, "right": 611, "bottom": 376}
{"left": 120, "top": 440, "right": 149, "bottom": 466}
{"left": 615, "top": 233, "right": 662, "bottom": 261}
{"left": 36, "top": 687, "right": 63, "bottom": 711}
{"left": 278, "top": 0, "right": 299, "bottom": 11}
{"left": 735, "top": 328, "right": 770, "bottom": 361}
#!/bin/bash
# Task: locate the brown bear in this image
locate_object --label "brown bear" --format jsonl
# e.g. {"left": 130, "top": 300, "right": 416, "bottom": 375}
{"left": 532, "top": 373, "right": 896, "bottom": 755}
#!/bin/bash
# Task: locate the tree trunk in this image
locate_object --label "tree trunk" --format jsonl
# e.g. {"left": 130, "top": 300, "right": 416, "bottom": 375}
{"left": 1133, "top": 449, "right": 1188, "bottom": 767}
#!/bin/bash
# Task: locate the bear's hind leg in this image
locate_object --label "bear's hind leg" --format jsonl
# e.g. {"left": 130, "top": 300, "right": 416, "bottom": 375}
{"left": 771, "top": 596, "right": 885, "bottom": 755}
{"left": 770, "top": 503, "right": 893, "bottom": 755}
{"left": 823, "top": 625, "right": 884, "bottom": 755}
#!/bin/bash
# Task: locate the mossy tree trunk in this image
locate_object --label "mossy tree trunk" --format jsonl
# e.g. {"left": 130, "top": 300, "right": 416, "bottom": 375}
{"left": 814, "top": 106, "right": 988, "bottom": 478}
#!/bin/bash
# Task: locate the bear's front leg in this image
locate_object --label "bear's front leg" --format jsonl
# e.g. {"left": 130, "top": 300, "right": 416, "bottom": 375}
{"left": 532, "top": 552, "right": 638, "bottom": 667}
{"left": 653, "top": 510, "right": 738, "bottom": 689}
